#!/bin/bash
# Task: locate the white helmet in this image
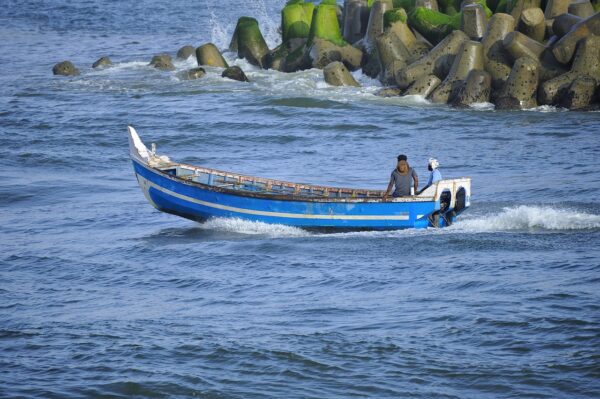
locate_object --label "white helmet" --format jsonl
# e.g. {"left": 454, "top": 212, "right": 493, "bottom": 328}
{"left": 428, "top": 158, "right": 439, "bottom": 170}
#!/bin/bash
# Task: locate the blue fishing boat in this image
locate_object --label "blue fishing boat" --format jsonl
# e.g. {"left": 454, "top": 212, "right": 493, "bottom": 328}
{"left": 128, "top": 126, "right": 471, "bottom": 229}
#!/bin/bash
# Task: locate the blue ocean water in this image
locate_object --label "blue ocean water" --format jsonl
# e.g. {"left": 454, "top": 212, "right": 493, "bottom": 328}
{"left": 1, "top": 1, "right": 600, "bottom": 398}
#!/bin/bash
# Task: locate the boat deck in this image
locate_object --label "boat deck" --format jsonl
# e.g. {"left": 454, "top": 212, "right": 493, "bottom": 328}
{"left": 157, "top": 163, "right": 387, "bottom": 200}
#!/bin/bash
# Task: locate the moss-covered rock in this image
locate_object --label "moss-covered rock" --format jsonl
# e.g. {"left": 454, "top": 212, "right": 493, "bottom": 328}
{"left": 384, "top": 8, "right": 408, "bottom": 27}
{"left": 222, "top": 66, "right": 250, "bottom": 82}
{"left": 408, "top": 7, "right": 461, "bottom": 44}
{"left": 149, "top": 54, "right": 175, "bottom": 71}
{"left": 196, "top": 43, "right": 229, "bottom": 68}
{"left": 53, "top": 60, "right": 80, "bottom": 76}
{"left": 92, "top": 56, "right": 112, "bottom": 69}
{"left": 308, "top": 2, "right": 346, "bottom": 46}
{"left": 232, "top": 17, "right": 270, "bottom": 68}
{"left": 282, "top": 0, "right": 315, "bottom": 42}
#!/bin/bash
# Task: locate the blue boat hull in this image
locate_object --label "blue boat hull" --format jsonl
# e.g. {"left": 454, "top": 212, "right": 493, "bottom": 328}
{"left": 133, "top": 160, "right": 448, "bottom": 229}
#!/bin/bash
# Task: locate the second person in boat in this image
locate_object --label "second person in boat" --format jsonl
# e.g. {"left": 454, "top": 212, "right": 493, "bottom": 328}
{"left": 383, "top": 154, "right": 418, "bottom": 200}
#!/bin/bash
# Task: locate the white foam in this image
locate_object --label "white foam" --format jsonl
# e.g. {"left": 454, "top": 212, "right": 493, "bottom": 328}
{"left": 525, "top": 105, "right": 567, "bottom": 113}
{"left": 453, "top": 205, "right": 600, "bottom": 232}
{"left": 199, "top": 217, "right": 309, "bottom": 237}
{"left": 470, "top": 102, "right": 495, "bottom": 111}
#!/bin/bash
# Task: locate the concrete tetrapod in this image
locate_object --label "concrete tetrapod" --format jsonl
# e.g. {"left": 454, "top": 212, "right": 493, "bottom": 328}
{"left": 552, "top": 12, "right": 600, "bottom": 64}
{"left": 545, "top": 0, "right": 571, "bottom": 19}
{"left": 376, "top": 30, "right": 412, "bottom": 84}
{"left": 92, "top": 57, "right": 112, "bottom": 68}
{"left": 149, "top": 54, "right": 175, "bottom": 71}
{"left": 176, "top": 45, "right": 195, "bottom": 60}
{"left": 308, "top": 38, "right": 363, "bottom": 70}
{"left": 309, "top": 2, "right": 346, "bottom": 46}
{"left": 196, "top": 43, "right": 228, "bottom": 68}
{"left": 560, "top": 76, "right": 597, "bottom": 109}
{"left": 394, "top": 30, "right": 469, "bottom": 89}
{"left": 461, "top": 3, "right": 488, "bottom": 40}
{"left": 509, "top": 0, "right": 541, "bottom": 21}
{"left": 342, "top": 0, "right": 370, "bottom": 44}
{"left": 323, "top": 61, "right": 361, "bottom": 86}
{"left": 233, "top": 17, "right": 270, "bottom": 68}
{"left": 450, "top": 69, "right": 492, "bottom": 107}
{"left": 282, "top": 0, "right": 315, "bottom": 43}
{"left": 365, "top": 0, "right": 394, "bottom": 48}
{"left": 568, "top": 0, "right": 595, "bottom": 18}
{"left": 387, "top": 18, "right": 431, "bottom": 61}
{"left": 481, "top": 13, "right": 515, "bottom": 91}
{"left": 503, "top": 31, "right": 567, "bottom": 81}
{"left": 53, "top": 61, "right": 80, "bottom": 76}
{"left": 429, "top": 40, "right": 484, "bottom": 103}
{"left": 517, "top": 8, "right": 546, "bottom": 42}
{"left": 222, "top": 66, "right": 250, "bottom": 82}
{"left": 178, "top": 67, "right": 206, "bottom": 80}
{"left": 495, "top": 57, "right": 539, "bottom": 109}
{"left": 552, "top": 14, "right": 583, "bottom": 38}
{"left": 403, "top": 74, "right": 442, "bottom": 96}
{"left": 540, "top": 35, "right": 600, "bottom": 104}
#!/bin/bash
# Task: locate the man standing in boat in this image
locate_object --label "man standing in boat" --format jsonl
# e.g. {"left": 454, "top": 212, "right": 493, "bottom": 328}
{"left": 383, "top": 154, "right": 419, "bottom": 200}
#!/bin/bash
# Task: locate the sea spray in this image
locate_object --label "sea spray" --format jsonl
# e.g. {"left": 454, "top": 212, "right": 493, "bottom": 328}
{"left": 454, "top": 205, "right": 600, "bottom": 231}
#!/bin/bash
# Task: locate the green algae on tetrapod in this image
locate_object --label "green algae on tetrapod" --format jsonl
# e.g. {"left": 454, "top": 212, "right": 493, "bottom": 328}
{"left": 408, "top": 7, "right": 461, "bottom": 44}
{"left": 282, "top": 0, "right": 315, "bottom": 42}
{"left": 232, "top": 17, "right": 270, "bottom": 68}
{"left": 308, "top": 1, "right": 347, "bottom": 46}
{"left": 384, "top": 8, "right": 408, "bottom": 27}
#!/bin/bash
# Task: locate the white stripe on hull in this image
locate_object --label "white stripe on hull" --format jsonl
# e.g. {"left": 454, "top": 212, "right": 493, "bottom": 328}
{"left": 137, "top": 174, "right": 411, "bottom": 221}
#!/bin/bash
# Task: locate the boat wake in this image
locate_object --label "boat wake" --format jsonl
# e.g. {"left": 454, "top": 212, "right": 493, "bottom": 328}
{"left": 453, "top": 205, "right": 600, "bottom": 232}
{"left": 195, "top": 205, "right": 600, "bottom": 239}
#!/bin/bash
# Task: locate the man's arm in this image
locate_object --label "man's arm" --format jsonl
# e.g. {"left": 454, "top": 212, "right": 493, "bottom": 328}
{"left": 383, "top": 178, "right": 394, "bottom": 200}
{"left": 413, "top": 170, "right": 419, "bottom": 194}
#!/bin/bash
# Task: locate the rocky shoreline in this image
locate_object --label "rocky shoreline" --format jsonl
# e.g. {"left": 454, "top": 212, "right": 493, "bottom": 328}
{"left": 53, "top": 0, "right": 600, "bottom": 110}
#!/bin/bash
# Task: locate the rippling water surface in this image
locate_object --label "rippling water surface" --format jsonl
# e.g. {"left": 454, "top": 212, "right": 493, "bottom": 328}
{"left": 1, "top": 1, "right": 600, "bottom": 398}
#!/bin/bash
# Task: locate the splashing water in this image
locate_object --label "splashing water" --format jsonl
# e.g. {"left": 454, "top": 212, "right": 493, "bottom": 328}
{"left": 455, "top": 205, "right": 600, "bottom": 232}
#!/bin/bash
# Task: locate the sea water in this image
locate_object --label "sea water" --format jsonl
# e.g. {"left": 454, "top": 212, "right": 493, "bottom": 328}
{"left": 1, "top": 1, "right": 600, "bottom": 398}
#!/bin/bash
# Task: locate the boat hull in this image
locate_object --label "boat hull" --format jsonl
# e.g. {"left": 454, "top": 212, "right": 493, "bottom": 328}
{"left": 133, "top": 160, "right": 442, "bottom": 229}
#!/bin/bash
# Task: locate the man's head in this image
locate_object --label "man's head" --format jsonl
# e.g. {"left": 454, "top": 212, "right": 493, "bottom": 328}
{"left": 397, "top": 154, "right": 408, "bottom": 172}
{"left": 428, "top": 158, "right": 439, "bottom": 171}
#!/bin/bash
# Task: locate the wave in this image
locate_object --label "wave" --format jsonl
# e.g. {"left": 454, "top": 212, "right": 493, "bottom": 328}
{"left": 453, "top": 205, "right": 600, "bottom": 232}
